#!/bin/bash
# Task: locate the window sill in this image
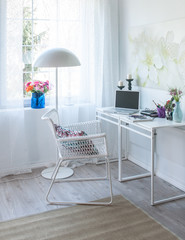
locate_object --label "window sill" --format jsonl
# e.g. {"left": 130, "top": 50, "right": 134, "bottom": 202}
{"left": 0, "top": 102, "right": 95, "bottom": 112}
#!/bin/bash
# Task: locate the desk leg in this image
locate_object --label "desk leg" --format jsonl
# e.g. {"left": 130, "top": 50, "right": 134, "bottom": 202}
{"left": 125, "top": 125, "right": 128, "bottom": 159}
{"left": 118, "top": 118, "right": 122, "bottom": 182}
{"left": 151, "top": 129, "right": 156, "bottom": 206}
{"left": 151, "top": 128, "right": 185, "bottom": 206}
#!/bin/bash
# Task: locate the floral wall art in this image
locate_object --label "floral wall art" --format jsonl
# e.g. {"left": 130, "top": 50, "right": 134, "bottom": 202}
{"left": 128, "top": 19, "right": 185, "bottom": 90}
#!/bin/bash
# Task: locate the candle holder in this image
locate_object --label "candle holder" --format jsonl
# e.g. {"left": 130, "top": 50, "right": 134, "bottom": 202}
{"left": 117, "top": 85, "right": 125, "bottom": 90}
{"left": 126, "top": 78, "right": 133, "bottom": 90}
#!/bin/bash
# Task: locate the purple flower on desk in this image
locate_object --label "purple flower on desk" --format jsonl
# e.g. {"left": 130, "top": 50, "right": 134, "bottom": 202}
{"left": 169, "top": 88, "right": 183, "bottom": 102}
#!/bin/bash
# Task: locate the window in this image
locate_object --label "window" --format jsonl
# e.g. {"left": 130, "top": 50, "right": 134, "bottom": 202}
{"left": 23, "top": 0, "right": 82, "bottom": 105}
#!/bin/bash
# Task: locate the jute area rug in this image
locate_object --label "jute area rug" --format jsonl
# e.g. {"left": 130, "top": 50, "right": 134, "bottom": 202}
{"left": 0, "top": 195, "right": 178, "bottom": 240}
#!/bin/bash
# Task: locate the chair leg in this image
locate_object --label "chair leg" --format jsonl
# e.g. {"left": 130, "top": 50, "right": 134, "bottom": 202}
{"left": 45, "top": 157, "right": 113, "bottom": 206}
{"left": 46, "top": 160, "right": 62, "bottom": 203}
{"left": 105, "top": 156, "right": 113, "bottom": 204}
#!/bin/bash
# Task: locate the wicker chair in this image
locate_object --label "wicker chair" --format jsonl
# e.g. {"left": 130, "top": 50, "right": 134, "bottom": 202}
{"left": 41, "top": 109, "right": 113, "bottom": 205}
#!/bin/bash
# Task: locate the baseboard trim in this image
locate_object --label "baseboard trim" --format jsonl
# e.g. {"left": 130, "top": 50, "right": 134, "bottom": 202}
{"left": 156, "top": 171, "right": 185, "bottom": 192}
{"left": 128, "top": 154, "right": 150, "bottom": 172}
{"left": 128, "top": 154, "right": 185, "bottom": 193}
{"left": 0, "top": 161, "right": 55, "bottom": 178}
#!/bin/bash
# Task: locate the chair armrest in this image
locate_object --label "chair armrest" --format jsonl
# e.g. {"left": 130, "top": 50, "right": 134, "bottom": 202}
{"left": 57, "top": 133, "right": 106, "bottom": 143}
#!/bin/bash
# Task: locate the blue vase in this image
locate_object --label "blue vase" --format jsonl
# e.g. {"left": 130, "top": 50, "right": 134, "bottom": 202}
{"left": 173, "top": 102, "right": 183, "bottom": 122}
{"left": 31, "top": 92, "right": 45, "bottom": 109}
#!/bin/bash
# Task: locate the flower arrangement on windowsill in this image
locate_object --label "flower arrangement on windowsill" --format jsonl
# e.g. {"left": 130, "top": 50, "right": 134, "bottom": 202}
{"left": 25, "top": 80, "right": 50, "bottom": 94}
{"left": 25, "top": 80, "right": 50, "bottom": 109}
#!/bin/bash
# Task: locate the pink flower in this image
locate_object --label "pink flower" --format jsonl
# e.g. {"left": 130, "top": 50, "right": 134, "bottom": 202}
{"left": 40, "top": 87, "right": 44, "bottom": 93}
{"left": 35, "top": 86, "right": 40, "bottom": 91}
{"left": 34, "top": 81, "right": 40, "bottom": 85}
{"left": 26, "top": 81, "right": 32, "bottom": 87}
{"left": 25, "top": 80, "right": 50, "bottom": 94}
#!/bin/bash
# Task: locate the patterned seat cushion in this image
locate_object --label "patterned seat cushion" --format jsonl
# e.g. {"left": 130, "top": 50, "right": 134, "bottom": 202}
{"left": 55, "top": 125, "right": 98, "bottom": 155}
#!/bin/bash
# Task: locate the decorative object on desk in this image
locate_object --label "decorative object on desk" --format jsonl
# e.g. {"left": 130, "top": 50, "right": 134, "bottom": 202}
{"left": 153, "top": 100, "right": 165, "bottom": 118}
{"left": 117, "top": 80, "right": 125, "bottom": 90}
{"left": 165, "top": 110, "right": 173, "bottom": 121}
{"left": 173, "top": 101, "right": 183, "bottom": 123}
{"left": 34, "top": 48, "right": 81, "bottom": 180}
{"left": 164, "top": 97, "right": 175, "bottom": 120}
{"left": 140, "top": 109, "right": 158, "bottom": 117}
{"left": 157, "top": 106, "right": 166, "bottom": 118}
{"left": 169, "top": 88, "right": 183, "bottom": 102}
{"left": 126, "top": 73, "right": 133, "bottom": 90}
{"left": 169, "top": 88, "right": 183, "bottom": 122}
{"left": 25, "top": 80, "right": 50, "bottom": 109}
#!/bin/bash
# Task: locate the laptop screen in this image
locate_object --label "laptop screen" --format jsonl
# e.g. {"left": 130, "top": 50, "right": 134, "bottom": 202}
{"left": 115, "top": 90, "right": 139, "bottom": 110}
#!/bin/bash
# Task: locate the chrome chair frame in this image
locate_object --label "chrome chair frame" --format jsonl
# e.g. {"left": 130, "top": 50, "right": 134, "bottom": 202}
{"left": 41, "top": 109, "right": 113, "bottom": 205}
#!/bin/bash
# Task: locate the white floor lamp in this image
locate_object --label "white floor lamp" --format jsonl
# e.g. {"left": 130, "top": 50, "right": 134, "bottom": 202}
{"left": 34, "top": 48, "right": 81, "bottom": 180}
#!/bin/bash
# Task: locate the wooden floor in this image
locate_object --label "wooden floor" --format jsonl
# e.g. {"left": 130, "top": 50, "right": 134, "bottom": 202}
{"left": 0, "top": 161, "right": 185, "bottom": 239}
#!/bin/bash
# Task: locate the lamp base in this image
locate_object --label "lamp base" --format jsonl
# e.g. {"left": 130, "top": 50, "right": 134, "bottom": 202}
{"left": 41, "top": 167, "right": 74, "bottom": 180}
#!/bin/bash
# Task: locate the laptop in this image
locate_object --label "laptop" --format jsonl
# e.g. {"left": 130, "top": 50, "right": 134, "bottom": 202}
{"left": 105, "top": 90, "right": 140, "bottom": 115}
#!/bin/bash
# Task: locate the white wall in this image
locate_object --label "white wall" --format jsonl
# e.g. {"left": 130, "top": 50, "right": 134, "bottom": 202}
{"left": 0, "top": 108, "right": 56, "bottom": 177}
{"left": 118, "top": 0, "right": 185, "bottom": 191}
{"left": 0, "top": 104, "right": 96, "bottom": 177}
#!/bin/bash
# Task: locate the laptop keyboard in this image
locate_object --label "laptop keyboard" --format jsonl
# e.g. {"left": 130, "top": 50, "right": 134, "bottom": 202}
{"left": 104, "top": 107, "right": 139, "bottom": 115}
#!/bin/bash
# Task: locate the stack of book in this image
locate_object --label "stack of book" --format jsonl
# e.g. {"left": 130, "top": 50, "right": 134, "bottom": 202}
{"left": 128, "top": 114, "right": 154, "bottom": 122}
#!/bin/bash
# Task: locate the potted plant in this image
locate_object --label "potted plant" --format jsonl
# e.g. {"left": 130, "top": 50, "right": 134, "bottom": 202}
{"left": 25, "top": 80, "right": 49, "bottom": 109}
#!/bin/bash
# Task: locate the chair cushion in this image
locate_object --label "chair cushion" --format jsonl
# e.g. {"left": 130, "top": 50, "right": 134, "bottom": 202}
{"left": 55, "top": 125, "right": 98, "bottom": 155}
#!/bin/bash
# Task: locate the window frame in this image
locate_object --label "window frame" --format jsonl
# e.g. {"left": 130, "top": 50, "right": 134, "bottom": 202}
{"left": 22, "top": 0, "right": 81, "bottom": 107}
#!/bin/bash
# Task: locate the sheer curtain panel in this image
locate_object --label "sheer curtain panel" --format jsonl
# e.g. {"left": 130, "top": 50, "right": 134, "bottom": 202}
{"left": 58, "top": 0, "right": 119, "bottom": 119}
{"left": 80, "top": 0, "right": 120, "bottom": 159}
{"left": 0, "top": 0, "right": 29, "bottom": 176}
{"left": 80, "top": 0, "right": 119, "bottom": 108}
{"left": 0, "top": 0, "right": 120, "bottom": 175}
{"left": 57, "top": 0, "right": 119, "bottom": 160}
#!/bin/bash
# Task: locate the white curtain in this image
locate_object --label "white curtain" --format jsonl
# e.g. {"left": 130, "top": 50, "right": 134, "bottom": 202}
{"left": 0, "top": 0, "right": 28, "bottom": 176}
{"left": 58, "top": 0, "right": 119, "bottom": 120}
{"left": 80, "top": 0, "right": 119, "bottom": 108}
{"left": 81, "top": 0, "right": 120, "bottom": 159}
{"left": 0, "top": 0, "right": 120, "bottom": 175}
{"left": 58, "top": 0, "right": 120, "bottom": 161}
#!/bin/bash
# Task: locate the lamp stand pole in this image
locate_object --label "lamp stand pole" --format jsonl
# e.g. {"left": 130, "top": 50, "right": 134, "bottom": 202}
{"left": 56, "top": 68, "right": 59, "bottom": 111}
{"left": 41, "top": 68, "right": 74, "bottom": 180}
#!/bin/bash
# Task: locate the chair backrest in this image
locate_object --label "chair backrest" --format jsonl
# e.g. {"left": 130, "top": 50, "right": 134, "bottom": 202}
{"left": 42, "top": 108, "right": 102, "bottom": 140}
{"left": 41, "top": 108, "right": 59, "bottom": 139}
{"left": 42, "top": 109, "right": 107, "bottom": 160}
{"left": 63, "top": 120, "right": 102, "bottom": 135}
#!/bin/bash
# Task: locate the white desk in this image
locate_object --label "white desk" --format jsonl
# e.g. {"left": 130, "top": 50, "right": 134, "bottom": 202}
{"left": 96, "top": 107, "right": 185, "bottom": 205}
